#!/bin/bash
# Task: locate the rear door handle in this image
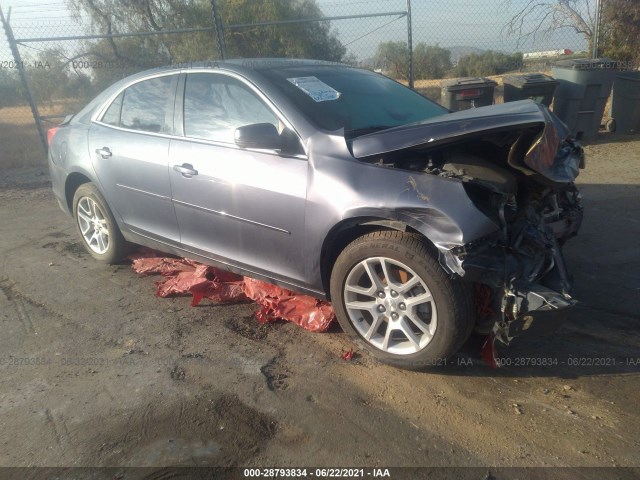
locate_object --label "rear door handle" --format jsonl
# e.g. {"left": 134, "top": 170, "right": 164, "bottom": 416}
{"left": 173, "top": 163, "right": 198, "bottom": 177}
{"left": 95, "top": 147, "right": 112, "bottom": 158}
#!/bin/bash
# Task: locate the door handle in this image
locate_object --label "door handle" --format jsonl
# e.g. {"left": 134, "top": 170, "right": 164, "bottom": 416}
{"left": 95, "top": 147, "right": 112, "bottom": 158}
{"left": 173, "top": 163, "right": 198, "bottom": 177}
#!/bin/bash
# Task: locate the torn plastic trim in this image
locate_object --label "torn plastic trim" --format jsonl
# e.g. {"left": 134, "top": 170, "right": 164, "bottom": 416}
{"left": 436, "top": 231, "right": 502, "bottom": 278}
{"left": 494, "top": 284, "right": 576, "bottom": 344}
{"left": 439, "top": 232, "right": 577, "bottom": 345}
{"left": 440, "top": 232, "right": 574, "bottom": 293}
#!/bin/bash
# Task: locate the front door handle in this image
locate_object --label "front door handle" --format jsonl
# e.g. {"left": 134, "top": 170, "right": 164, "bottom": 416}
{"left": 173, "top": 163, "right": 198, "bottom": 177}
{"left": 95, "top": 147, "right": 112, "bottom": 158}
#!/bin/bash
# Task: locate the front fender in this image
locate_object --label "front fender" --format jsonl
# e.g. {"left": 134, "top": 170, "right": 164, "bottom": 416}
{"left": 305, "top": 132, "right": 500, "bottom": 292}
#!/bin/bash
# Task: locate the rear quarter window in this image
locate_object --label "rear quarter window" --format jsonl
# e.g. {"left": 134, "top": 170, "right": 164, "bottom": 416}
{"left": 110, "top": 75, "right": 177, "bottom": 133}
{"left": 101, "top": 92, "right": 123, "bottom": 126}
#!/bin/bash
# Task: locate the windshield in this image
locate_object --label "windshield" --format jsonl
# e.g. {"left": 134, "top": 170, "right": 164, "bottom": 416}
{"left": 259, "top": 66, "right": 448, "bottom": 138}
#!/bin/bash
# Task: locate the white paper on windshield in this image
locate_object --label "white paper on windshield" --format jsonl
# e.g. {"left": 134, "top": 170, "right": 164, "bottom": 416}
{"left": 287, "top": 76, "right": 341, "bottom": 102}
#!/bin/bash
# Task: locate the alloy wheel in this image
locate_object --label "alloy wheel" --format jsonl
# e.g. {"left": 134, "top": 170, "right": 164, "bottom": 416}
{"left": 343, "top": 256, "right": 437, "bottom": 355}
{"left": 76, "top": 196, "right": 110, "bottom": 254}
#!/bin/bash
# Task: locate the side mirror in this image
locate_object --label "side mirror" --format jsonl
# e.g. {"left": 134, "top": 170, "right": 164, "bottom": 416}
{"left": 234, "top": 123, "right": 281, "bottom": 150}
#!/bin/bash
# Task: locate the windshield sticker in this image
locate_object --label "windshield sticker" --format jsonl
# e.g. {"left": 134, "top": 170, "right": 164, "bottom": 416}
{"left": 287, "top": 76, "right": 341, "bottom": 102}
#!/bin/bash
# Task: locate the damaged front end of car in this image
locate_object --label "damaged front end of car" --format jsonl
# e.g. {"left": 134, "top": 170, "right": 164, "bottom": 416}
{"left": 352, "top": 100, "right": 584, "bottom": 345}
{"left": 437, "top": 109, "right": 584, "bottom": 344}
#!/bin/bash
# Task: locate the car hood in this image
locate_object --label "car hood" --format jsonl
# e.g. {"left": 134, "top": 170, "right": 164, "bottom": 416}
{"left": 350, "top": 100, "right": 582, "bottom": 183}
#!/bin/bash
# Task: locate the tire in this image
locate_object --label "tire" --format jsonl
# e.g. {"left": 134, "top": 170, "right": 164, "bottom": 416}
{"left": 330, "top": 230, "right": 474, "bottom": 370}
{"left": 72, "top": 182, "right": 126, "bottom": 263}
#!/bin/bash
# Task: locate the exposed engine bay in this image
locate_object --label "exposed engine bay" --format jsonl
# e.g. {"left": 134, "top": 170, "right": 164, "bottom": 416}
{"left": 361, "top": 122, "right": 585, "bottom": 344}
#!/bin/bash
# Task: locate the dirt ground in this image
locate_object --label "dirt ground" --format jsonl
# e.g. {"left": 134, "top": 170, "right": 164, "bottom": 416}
{"left": 0, "top": 132, "right": 639, "bottom": 478}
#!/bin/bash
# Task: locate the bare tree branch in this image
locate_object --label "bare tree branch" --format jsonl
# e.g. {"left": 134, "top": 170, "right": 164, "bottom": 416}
{"left": 502, "top": 0, "right": 594, "bottom": 44}
{"left": 144, "top": 0, "right": 162, "bottom": 31}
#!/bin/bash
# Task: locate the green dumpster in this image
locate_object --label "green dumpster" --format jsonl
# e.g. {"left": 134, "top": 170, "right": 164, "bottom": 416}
{"left": 551, "top": 58, "right": 618, "bottom": 141}
{"left": 503, "top": 73, "right": 558, "bottom": 107}
{"left": 441, "top": 77, "right": 497, "bottom": 111}
{"left": 609, "top": 71, "right": 640, "bottom": 134}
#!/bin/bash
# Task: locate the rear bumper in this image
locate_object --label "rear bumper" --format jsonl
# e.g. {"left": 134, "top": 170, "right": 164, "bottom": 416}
{"left": 48, "top": 152, "right": 72, "bottom": 217}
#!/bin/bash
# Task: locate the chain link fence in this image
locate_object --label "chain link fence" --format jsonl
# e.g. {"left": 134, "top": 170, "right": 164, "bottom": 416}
{"left": 0, "top": 6, "right": 44, "bottom": 169}
{"left": 1, "top": 0, "right": 603, "bottom": 169}
{"left": 409, "top": 0, "right": 595, "bottom": 102}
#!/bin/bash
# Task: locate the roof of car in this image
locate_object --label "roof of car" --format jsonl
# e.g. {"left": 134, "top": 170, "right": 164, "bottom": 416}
{"left": 190, "top": 58, "right": 346, "bottom": 70}
{"left": 132, "top": 58, "right": 350, "bottom": 78}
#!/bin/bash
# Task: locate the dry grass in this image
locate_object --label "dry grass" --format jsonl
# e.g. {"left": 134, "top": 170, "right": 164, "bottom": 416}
{"left": 0, "top": 100, "right": 76, "bottom": 170}
{"left": 0, "top": 122, "right": 46, "bottom": 170}
{"left": 0, "top": 101, "right": 74, "bottom": 125}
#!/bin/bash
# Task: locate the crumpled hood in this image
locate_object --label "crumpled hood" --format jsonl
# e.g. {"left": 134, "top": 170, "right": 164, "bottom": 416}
{"left": 519, "top": 104, "right": 583, "bottom": 183}
{"left": 351, "top": 100, "right": 583, "bottom": 183}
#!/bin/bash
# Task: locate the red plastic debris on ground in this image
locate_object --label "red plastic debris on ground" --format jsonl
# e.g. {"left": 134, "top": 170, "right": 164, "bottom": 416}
{"left": 129, "top": 250, "right": 334, "bottom": 332}
{"left": 480, "top": 335, "right": 499, "bottom": 369}
{"left": 340, "top": 349, "right": 355, "bottom": 361}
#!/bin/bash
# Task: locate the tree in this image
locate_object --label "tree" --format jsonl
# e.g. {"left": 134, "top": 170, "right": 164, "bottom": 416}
{"left": 455, "top": 51, "right": 523, "bottom": 77}
{"left": 0, "top": 69, "right": 23, "bottom": 108}
{"left": 503, "top": 0, "right": 595, "bottom": 46}
{"left": 413, "top": 43, "right": 452, "bottom": 80}
{"left": 62, "top": 0, "right": 346, "bottom": 98}
{"left": 599, "top": 0, "right": 640, "bottom": 64}
{"left": 67, "top": 0, "right": 346, "bottom": 68}
{"left": 374, "top": 41, "right": 408, "bottom": 80}
{"left": 221, "top": 0, "right": 345, "bottom": 61}
{"left": 17, "top": 48, "right": 93, "bottom": 107}
{"left": 374, "top": 42, "right": 453, "bottom": 81}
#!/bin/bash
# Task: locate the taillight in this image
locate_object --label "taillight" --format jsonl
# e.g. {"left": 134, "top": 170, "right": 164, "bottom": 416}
{"left": 47, "top": 127, "right": 59, "bottom": 146}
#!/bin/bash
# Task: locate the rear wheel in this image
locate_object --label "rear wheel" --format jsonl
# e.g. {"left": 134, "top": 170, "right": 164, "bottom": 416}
{"left": 330, "top": 231, "right": 473, "bottom": 370}
{"left": 72, "top": 183, "right": 126, "bottom": 263}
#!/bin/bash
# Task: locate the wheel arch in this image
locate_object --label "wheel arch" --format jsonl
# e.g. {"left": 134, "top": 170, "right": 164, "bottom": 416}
{"left": 320, "top": 216, "right": 439, "bottom": 300}
{"left": 64, "top": 171, "right": 93, "bottom": 213}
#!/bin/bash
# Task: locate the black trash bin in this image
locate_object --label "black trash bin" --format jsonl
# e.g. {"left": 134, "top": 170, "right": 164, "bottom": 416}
{"left": 609, "top": 71, "right": 640, "bottom": 134}
{"left": 551, "top": 58, "right": 618, "bottom": 140}
{"left": 503, "top": 73, "right": 558, "bottom": 107}
{"left": 441, "top": 77, "right": 497, "bottom": 111}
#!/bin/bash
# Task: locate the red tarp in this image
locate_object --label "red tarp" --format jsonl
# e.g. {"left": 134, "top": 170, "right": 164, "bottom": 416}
{"left": 480, "top": 335, "right": 499, "bottom": 369}
{"left": 129, "top": 250, "right": 335, "bottom": 332}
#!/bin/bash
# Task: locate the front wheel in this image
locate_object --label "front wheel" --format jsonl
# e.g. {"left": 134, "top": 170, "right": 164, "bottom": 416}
{"left": 72, "top": 183, "right": 126, "bottom": 263}
{"left": 330, "top": 231, "right": 473, "bottom": 370}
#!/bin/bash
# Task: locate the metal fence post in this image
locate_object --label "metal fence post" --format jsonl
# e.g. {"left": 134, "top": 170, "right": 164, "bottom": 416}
{"left": 0, "top": 6, "right": 47, "bottom": 155}
{"left": 406, "top": 0, "right": 413, "bottom": 88}
{"left": 592, "top": 0, "right": 602, "bottom": 58}
{"left": 211, "top": 0, "right": 226, "bottom": 60}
